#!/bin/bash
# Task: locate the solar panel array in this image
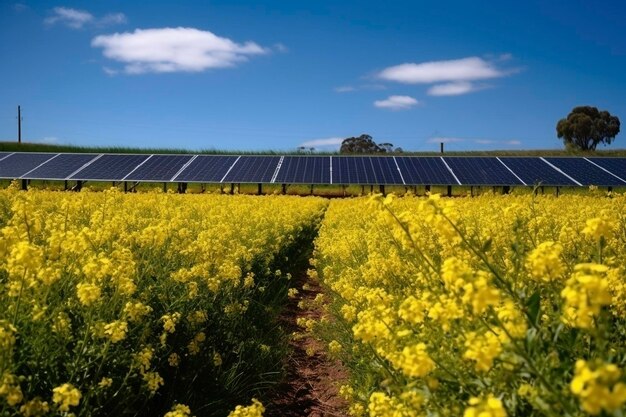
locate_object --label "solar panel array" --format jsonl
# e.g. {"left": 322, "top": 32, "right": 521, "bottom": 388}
{"left": 1, "top": 152, "right": 625, "bottom": 187}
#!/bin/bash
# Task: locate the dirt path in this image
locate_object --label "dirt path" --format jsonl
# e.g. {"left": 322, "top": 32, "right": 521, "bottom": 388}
{"left": 264, "top": 272, "right": 348, "bottom": 417}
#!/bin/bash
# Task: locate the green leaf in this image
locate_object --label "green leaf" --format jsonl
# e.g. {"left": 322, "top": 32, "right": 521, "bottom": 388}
{"left": 481, "top": 238, "right": 493, "bottom": 252}
{"left": 527, "top": 290, "right": 541, "bottom": 326}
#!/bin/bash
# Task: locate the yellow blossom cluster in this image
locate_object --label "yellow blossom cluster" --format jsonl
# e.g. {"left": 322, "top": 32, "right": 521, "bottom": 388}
{"left": 0, "top": 186, "right": 327, "bottom": 416}
{"left": 312, "top": 192, "right": 626, "bottom": 416}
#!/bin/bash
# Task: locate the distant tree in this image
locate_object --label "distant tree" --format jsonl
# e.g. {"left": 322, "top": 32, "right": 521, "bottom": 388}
{"left": 556, "top": 106, "right": 620, "bottom": 151}
{"left": 340, "top": 134, "right": 394, "bottom": 154}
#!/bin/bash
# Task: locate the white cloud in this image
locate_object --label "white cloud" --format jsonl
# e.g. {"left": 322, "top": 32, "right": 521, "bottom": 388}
{"left": 427, "top": 137, "right": 465, "bottom": 144}
{"left": 378, "top": 56, "right": 508, "bottom": 84}
{"left": 504, "top": 140, "right": 522, "bottom": 146}
{"left": 298, "top": 137, "right": 344, "bottom": 149}
{"left": 374, "top": 95, "right": 418, "bottom": 110}
{"left": 45, "top": 7, "right": 126, "bottom": 29}
{"left": 92, "top": 27, "right": 269, "bottom": 74}
{"left": 45, "top": 7, "right": 93, "bottom": 29}
{"left": 474, "top": 139, "right": 496, "bottom": 144}
{"left": 428, "top": 81, "right": 478, "bottom": 96}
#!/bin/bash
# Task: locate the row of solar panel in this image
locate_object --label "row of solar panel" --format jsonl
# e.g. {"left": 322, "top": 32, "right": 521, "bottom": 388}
{"left": 0, "top": 152, "right": 625, "bottom": 186}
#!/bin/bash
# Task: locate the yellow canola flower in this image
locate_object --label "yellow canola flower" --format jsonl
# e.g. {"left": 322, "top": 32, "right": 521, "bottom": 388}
{"left": 164, "top": 404, "right": 194, "bottom": 417}
{"left": 227, "top": 398, "right": 265, "bottom": 417}
{"left": 463, "top": 394, "right": 507, "bottom": 417}
{"left": 0, "top": 373, "right": 23, "bottom": 406}
{"left": 19, "top": 397, "right": 50, "bottom": 417}
{"left": 390, "top": 343, "right": 435, "bottom": 378}
{"left": 463, "top": 331, "right": 502, "bottom": 372}
{"left": 582, "top": 216, "right": 615, "bottom": 241}
{"left": 103, "top": 320, "right": 128, "bottom": 343}
{"left": 561, "top": 263, "right": 612, "bottom": 329}
{"left": 52, "top": 383, "right": 81, "bottom": 412}
{"left": 570, "top": 359, "right": 626, "bottom": 415}
{"left": 525, "top": 241, "right": 565, "bottom": 282}
{"left": 76, "top": 282, "right": 102, "bottom": 306}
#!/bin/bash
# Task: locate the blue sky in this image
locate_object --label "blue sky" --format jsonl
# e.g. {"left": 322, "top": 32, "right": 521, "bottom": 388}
{"left": 1, "top": 0, "right": 625, "bottom": 151}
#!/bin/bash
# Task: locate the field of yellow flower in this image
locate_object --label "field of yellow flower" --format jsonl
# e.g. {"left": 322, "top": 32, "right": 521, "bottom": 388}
{"left": 0, "top": 184, "right": 327, "bottom": 416}
{"left": 312, "top": 192, "right": 626, "bottom": 417}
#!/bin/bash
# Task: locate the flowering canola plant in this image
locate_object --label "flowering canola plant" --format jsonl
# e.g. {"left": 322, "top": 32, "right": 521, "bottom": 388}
{"left": 0, "top": 184, "right": 326, "bottom": 416}
{"left": 312, "top": 192, "right": 626, "bottom": 417}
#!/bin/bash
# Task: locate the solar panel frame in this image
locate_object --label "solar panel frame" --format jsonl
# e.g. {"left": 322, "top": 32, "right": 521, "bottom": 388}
{"left": 0, "top": 153, "right": 60, "bottom": 179}
{"left": 124, "top": 154, "right": 194, "bottom": 182}
{"left": 69, "top": 154, "right": 150, "bottom": 181}
{"left": 223, "top": 156, "right": 281, "bottom": 183}
{"left": 22, "top": 153, "right": 100, "bottom": 180}
{"left": 497, "top": 157, "right": 578, "bottom": 186}
{"left": 274, "top": 156, "right": 331, "bottom": 184}
{"left": 544, "top": 157, "right": 626, "bottom": 186}
{"left": 395, "top": 156, "right": 459, "bottom": 185}
{"left": 442, "top": 157, "right": 524, "bottom": 185}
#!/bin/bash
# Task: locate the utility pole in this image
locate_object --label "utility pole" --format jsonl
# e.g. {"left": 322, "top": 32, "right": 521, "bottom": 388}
{"left": 17, "top": 105, "right": 22, "bottom": 144}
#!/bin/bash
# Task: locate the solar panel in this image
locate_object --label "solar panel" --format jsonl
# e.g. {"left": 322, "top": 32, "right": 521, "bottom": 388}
{"left": 274, "top": 156, "right": 330, "bottom": 184}
{"left": 0, "top": 152, "right": 12, "bottom": 161}
{"left": 332, "top": 157, "right": 374, "bottom": 184}
{"left": 124, "top": 155, "right": 194, "bottom": 182}
{"left": 173, "top": 155, "right": 239, "bottom": 182}
{"left": 223, "top": 156, "right": 280, "bottom": 183}
{"left": 395, "top": 157, "right": 458, "bottom": 185}
{"left": 498, "top": 157, "right": 577, "bottom": 186}
{"left": 22, "top": 153, "right": 99, "bottom": 180}
{"left": 544, "top": 157, "right": 626, "bottom": 186}
{"left": 585, "top": 158, "right": 626, "bottom": 184}
{"left": 0, "top": 153, "right": 58, "bottom": 179}
{"left": 443, "top": 157, "right": 523, "bottom": 185}
{"left": 369, "top": 157, "right": 405, "bottom": 184}
{"left": 70, "top": 154, "right": 149, "bottom": 181}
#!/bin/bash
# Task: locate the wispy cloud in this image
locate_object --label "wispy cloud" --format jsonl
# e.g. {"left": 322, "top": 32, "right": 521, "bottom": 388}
{"left": 298, "top": 137, "right": 344, "bottom": 150}
{"left": 45, "top": 7, "right": 93, "bottom": 29}
{"left": 334, "top": 86, "right": 356, "bottom": 93}
{"left": 14, "top": 3, "right": 28, "bottom": 12}
{"left": 45, "top": 7, "right": 126, "bottom": 29}
{"left": 374, "top": 95, "right": 418, "bottom": 110}
{"left": 92, "top": 27, "right": 269, "bottom": 74}
{"left": 98, "top": 13, "right": 127, "bottom": 26}
{"left": 377, "top": 56, "right": 517, "bottom": 96}
{"left": 334, "top": 84, "right": 387, "bottom": 93}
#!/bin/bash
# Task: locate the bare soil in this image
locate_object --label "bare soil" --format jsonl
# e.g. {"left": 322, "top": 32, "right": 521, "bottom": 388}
{"left": 264, "top": 273, "right": 348, "bottom": 417}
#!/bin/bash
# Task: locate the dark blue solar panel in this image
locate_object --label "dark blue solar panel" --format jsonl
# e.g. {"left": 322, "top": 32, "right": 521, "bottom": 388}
{"left": 586, "top": 158, "right": 626, "bottom": 183}
{"left": 498, "top": 157, "right": 577, "bottom": 186}
{"left": 223, "top": 156, "right": 280, "bottom": 183}
{"left": 125, "top": 155, "right": 193, "bottom": 182}
{"left": 0, "top": 153, "right": 58, "bottom": 179}
{"left": 275, "top": 156, "right": 330, "bottom": 184}
{"left": 174, "top": 156, "right": 239, "bottom": 182}
{"left": 332, "top": 157, "right": 375, "bottom": 184}
{"left": 70, "top": 154, "right": 149, "bottom": 181}
{"left": 22, "top": 154, "right": 99, "bottom": 180}
{"left": 395, "top": 157, "right": 457, "bottom": 185}
{"left": 443, "top": 157, "right": 523, "bottom": 185}
{"left": 369, "top": 157, "right": 404, "bottom": 184}
{"left": 544, "top": 157, "right": 626, "bottom": 186}
{"left": 0, "top": 152, "right": 11, "bottom": 161}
